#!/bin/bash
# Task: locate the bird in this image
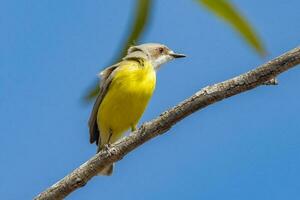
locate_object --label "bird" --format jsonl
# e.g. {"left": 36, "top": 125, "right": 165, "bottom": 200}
{"left": 88, "top": 43, "right": 185, "bottom": 175}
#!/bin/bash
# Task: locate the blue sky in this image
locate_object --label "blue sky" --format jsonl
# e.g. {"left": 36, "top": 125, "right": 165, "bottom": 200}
{"left": 1, "top": 0, "right": 300, "bottom": 199}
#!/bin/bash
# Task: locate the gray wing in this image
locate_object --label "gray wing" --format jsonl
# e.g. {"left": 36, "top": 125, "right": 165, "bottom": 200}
{"left": 88, "top": 64, "right": 119, "bottom": 145}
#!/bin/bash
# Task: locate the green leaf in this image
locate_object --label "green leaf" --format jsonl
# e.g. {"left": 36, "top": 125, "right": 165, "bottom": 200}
{"left": 118, "top": 0, "right": 152, "bottom": 58}
{"left": 84, "top": 0, "right": 152, "bottom": 101}
{"left": 198, "top": 0, "right": 266, "bottom": 56}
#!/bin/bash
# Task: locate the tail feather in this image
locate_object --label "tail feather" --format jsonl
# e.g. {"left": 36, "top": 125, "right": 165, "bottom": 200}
{"left": 97, "top": 144, "right": 114, "bottom": 176}
{"left": 98, "top": 164, "right": 114, "bottom": 176}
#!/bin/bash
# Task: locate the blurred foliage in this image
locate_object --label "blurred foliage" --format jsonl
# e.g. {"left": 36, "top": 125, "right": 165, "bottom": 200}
{"left": 85, "top": 0, "right": 152, "bottom": 100}
{"left": 199, "top": 0, "right": 266, "bottom": 56}
{"left": 85, "top": 0, "right": 266, "bottom": 101}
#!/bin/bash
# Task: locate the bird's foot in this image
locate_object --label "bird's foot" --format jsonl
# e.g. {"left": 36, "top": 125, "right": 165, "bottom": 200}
{"left": 103, "top": 144, "right": 116, "bottom": 157}
{"left": 131, "top": 124, "right": 137, "bottom": 132}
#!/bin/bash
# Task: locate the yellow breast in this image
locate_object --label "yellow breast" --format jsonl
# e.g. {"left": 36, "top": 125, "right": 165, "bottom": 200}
{"left": 97, "top": 59, "right": 156, "bottom": 146}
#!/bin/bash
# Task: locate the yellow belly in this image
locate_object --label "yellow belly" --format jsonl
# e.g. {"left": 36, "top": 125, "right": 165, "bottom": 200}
{"left": 97, "top": 59, "right": 156, "bottom": 146}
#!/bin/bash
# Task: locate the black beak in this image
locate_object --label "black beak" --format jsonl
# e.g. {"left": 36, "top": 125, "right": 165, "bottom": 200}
{"left": 170, "top": 52, "right": 186, "bottom": 58}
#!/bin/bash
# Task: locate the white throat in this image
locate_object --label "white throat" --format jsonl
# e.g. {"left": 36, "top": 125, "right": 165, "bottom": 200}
{"left": 152, "top": 55, "right": 172, "bottom": 70}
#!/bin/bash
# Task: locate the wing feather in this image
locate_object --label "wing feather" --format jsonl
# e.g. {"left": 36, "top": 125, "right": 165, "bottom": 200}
{"left": 88, "top": 64, "right": 119, "bottom": 145}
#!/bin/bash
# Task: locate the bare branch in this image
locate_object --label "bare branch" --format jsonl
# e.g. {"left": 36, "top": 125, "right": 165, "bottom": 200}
{"left": 264, "top": 77, "right": 278, "bottom": 85}
{"left": 34, "top": 47, "right": 300, "bottom": 200}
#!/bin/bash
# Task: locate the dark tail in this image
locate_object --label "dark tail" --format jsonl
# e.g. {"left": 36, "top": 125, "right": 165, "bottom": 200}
{"left": 97, "top": 144, "right": 114, "bottom": 176}
{"left": 97, "top": 164, "right": 114, "bottom": 176}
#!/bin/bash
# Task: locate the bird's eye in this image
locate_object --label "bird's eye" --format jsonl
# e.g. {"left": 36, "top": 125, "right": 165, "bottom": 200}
{"left": 158, "top": 47, "right": 164, "bottom": 54}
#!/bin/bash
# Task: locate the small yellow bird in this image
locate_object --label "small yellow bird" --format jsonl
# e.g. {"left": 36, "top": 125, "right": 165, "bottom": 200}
{"left": 89, "top": 43, "right": 185, "bottom": 175}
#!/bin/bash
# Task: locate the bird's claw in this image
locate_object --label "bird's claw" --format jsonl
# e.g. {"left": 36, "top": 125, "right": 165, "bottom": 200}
{"left": 103, "top": 144, "right": 116, "bottom": 157}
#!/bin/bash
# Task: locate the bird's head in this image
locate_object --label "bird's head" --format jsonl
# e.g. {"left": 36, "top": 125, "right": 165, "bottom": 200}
{"left": 124, "top": 43, "right": 186, "bottom": 70}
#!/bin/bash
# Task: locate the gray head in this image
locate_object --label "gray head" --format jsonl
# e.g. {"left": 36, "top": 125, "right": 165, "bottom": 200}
{"left": 123, "top": 43, "right": 185, "bottom": 70}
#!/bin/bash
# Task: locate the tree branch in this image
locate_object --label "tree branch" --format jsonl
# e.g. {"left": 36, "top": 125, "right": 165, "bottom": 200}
{"left": 34, "top": 47, "right": 300, "bottom": 200}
